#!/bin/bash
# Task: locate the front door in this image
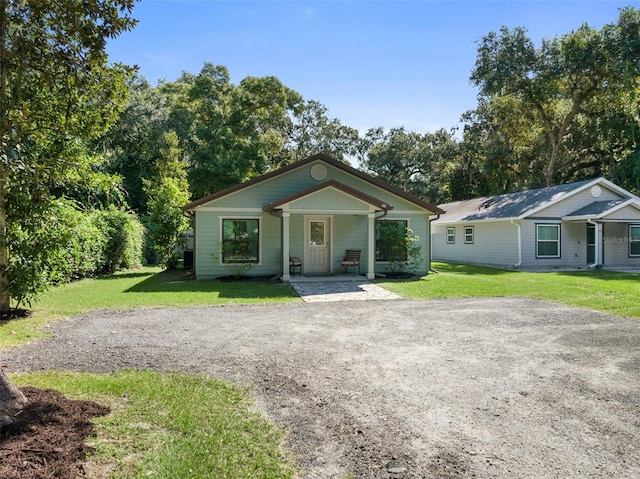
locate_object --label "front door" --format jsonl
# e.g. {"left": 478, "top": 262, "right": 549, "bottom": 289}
{"left": 305, "top": 216, "right": 331, "bottom": 274}
{"left": 587, "top": 224, "right": 596, "bottom": 264}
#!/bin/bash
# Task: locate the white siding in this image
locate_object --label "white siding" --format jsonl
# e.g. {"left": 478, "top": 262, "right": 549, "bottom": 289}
{"left": 603, "top": 223, "right": 640, "bottom": 267}
{"left": 533, "top": 186, "right": 623, "bottom": 218}
{"left": 520, "top": 220, "right": 583, "bottom": 268}
{"left": 432, "top": 221, "right": 519, "bottom": 267}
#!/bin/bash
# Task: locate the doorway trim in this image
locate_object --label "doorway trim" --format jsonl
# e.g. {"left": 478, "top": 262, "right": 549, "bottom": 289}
{"left": 304, "top": 215, "right": 333, "bottom": 274}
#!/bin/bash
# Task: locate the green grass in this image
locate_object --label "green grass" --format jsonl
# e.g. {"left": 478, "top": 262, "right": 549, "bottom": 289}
{"left": 10, "top": 370, "right": 296, "bottom": 479}
{"left": 377, "top": 261, "right": 640, "bottom": 319}
{"left": 0, "top": 267, "right": 299, "bottom": 349}
{"left": 2, "top": 262, "right": 637, "bottom": 478}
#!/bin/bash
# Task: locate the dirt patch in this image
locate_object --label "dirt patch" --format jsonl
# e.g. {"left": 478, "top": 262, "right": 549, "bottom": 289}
{"left": 0, "top": 387, "right": 108, "bottom": 479}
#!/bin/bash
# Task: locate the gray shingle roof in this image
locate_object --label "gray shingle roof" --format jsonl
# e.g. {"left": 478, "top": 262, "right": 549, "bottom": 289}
{"left": 565, "top": 200, "right": 626, "bottom": 217}
{"left": 437, "top": 179, "right": 595, "bottom": 223}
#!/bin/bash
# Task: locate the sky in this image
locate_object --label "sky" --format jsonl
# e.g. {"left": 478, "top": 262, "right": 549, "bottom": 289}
{"left": 106, "top": 0, "right": 638, "bottom": 134}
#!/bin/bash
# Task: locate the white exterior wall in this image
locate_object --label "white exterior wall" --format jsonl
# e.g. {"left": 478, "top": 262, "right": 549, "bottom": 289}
{"left": 520, "top": 220, "right": 585, "bottom": 268}
{"left": 534, "top": 186, "right": 622, "bottom": 217}
{"left": 603, "top": 223, "right": 640, "bottom": 267}
{"left": 432, "top": 221, "right": 520, "bottom": 267}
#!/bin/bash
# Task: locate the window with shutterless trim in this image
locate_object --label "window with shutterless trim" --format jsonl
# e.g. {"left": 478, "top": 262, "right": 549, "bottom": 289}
{"left": 221, "top": 218, "right": 260, "bottom": 264}
{"left": 630, "top": 224, "right": 640, "bottom": 257}
{"left": 375, "top": 219, "right": 408, "bottom": 261}
{"left": 446, "top": 227, "right": 455, "bottom": 244}
{"left": 464, "top": 226, "right": 474, "bottom": 244}
{"left": 536, "top": 224, "right": 560, "bottom": 258}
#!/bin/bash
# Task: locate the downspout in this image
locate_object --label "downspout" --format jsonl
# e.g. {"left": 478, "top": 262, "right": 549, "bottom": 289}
{"left": 510, "top": 219, "right": 522, "bottom": 268}
{"left": 429, "top": 214, "right": 440, "bottom": 274}
{"left": 264, "top": 204, "right": 285, "bottom": 278}
{"left": 587, "top": 219, "right": 599, "bottom": 269}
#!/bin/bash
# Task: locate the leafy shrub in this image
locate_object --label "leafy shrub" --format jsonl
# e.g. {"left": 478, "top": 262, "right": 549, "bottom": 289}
{"left": 93, "top": 206, "right": 145, "bottom": 274}
{"left": 6, "top": 202, "right": 144, "bottom": 308}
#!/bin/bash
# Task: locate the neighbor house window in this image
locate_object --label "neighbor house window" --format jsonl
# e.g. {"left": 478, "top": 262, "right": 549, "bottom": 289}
{"left": 221, "top": 218, "right": 260, "bottom": 263}
{"left": 630, "top": 225, "right": 640, "bottom": 257}
{"left": 446, "top": 227, "right": 455, "bottom": 244}
{"left": 536, "top": 224, "right": 560, "bottom": 258}
{"left": 464, "top": 226, "right": 474, "bottom": 244}
{"left": 376, "top": 220, "right": 408, "bottom": 261}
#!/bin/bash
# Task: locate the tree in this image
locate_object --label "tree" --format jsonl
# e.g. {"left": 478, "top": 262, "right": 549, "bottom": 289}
{"left": 471, "top": 7, "right": 640, "bottom": 186}
{"left": 282, "top": 100, "right": 361, "bottom": 167}
{"left": 0, "top": 368, "right": 26, "bottom": 426}
{"left": 101, "top": 75, "right": 172, "bottom": 213}
{"left": 187, "top": 64, "right": 304, "bottom": 197}
{"left": 0, "top": 0, "right": 136, "bottom": 420}
{"left": 144, "top": 132, "right": 190, "bottom": 266}
{"left": 363, "top": 127, "right": 459, "bottom": 204}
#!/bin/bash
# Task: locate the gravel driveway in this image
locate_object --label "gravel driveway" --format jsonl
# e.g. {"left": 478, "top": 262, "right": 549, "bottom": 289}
{"left": 2, "top": 298, "right": 639, "bottom": 478}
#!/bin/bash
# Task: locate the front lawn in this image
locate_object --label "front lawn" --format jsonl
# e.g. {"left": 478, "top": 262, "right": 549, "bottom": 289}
{"left": 0, "top": 267, "right": 299, "bottom": 349}
{"left": 377, "top": 262, "right": 640, "bottom": 319}
{"left": 10, "top": 370, "right": 296, "bottom": 479}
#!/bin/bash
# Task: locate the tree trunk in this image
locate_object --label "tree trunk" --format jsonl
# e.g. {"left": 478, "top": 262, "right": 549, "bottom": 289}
{"left": 0, "top": 167, "right": 9, "bottom": 314}
{"left": 0, "top": 368, "right": 27, "bottom": 427}
{"left": 0, "top": 0, "right": 9, "bottom": 314}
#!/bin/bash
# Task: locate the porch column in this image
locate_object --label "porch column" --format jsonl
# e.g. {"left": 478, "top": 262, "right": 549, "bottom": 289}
{"left": 282, "top": 212, "right": 291, "bottom": 281}
{"left": 367, "top": 213, "right": 375, "bottom": 280}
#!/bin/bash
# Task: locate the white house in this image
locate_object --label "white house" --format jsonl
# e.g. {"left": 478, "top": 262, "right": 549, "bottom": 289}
{"left": 432, "top": 178, "right": 640, "bottom": 269}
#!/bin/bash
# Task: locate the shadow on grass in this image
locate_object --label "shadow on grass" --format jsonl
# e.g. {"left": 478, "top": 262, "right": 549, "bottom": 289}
{"left": 97, "top": 271, "right": 156, "bottom": 281}
{"left": 554, "top": 269, "right": 640, "bottom": 282}
{"left": 124, "top": 270, "right": 298, "bottom": 299}
{"left": 430, "top": 262, "right": 514, "bottom": 276}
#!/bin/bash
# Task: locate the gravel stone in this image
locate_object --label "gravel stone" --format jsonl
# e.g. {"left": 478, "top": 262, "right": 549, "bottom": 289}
{"left": 2, "top": 297, "right": 640, "bottom": 478}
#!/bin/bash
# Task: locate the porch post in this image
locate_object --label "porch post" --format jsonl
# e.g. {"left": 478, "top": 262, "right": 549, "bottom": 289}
{"left": 367, "top": 213, "right": 375, "bottom": 280}
{"left": 282, "top": 212, "right": 291, "bottom": 281}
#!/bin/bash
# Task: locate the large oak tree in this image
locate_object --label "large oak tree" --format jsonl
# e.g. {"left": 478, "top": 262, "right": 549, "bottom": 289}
{"left": 471, "top": 7, "right": 640, "bottom": 186}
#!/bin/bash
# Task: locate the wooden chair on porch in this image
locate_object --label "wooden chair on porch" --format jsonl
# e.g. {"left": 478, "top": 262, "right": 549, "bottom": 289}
{"left": 341, "top": 249, "right": 361, "bottom": 275}
{"left": 289, "top": 256, "right": 302, "bottom": 276}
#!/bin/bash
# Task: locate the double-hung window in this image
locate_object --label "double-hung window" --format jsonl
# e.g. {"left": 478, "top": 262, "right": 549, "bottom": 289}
{"left": 221, "top": 218, "right": 260, "bottom": 264}
{"left": 536, "top": 224, "right": 560, "bottom": 258}
{"left": 464, "top": 226, "right": 474, "bottom": 244}
{"left": 376, "top": 220, "right": 408, "bottom": 261}
{"left": 630, "top": 225, "right": 640, "bottom": 257}
{"left": 446, "top": 227, "right": 455, "bottom": 244}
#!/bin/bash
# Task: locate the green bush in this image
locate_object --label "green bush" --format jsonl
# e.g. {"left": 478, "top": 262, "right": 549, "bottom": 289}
{"left": 6, "top": 201, "right": 144, "bottom": 308}
{"left": 94, "top": 206, "right": 145, "bottom": 274}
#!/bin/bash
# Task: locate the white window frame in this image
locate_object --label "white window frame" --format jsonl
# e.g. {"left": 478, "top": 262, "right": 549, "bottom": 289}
{"left": 219, "top": 216, "right": 262, "bottom": 266}
{"left": 630, "top": 224, "right": 640, "bottom": 257}
{"left": 536, "top": 223, "right": 561, "bottom": 259}
{"left": 446, "top": 227, "right": 455, "bottom": 244}
{"left": 464, "top": 226, "right": 474, "bottom": 244}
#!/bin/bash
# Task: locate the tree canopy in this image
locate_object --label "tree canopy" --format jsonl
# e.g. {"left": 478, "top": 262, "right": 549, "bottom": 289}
{"left": 470, "top": 7, "right": 640, "bottom": 187}
{"left": 0, "top": 0, "right": 137, "bottom": 312}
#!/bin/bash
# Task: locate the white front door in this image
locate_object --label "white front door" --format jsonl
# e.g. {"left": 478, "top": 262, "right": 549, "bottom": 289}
{"left": 305, "top": 216, "right": 331, "bottom": 273}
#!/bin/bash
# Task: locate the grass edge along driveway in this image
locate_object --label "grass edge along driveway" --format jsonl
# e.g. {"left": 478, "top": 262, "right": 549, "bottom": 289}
{"left": 1, "top": 262, "right": 638, "bottom": 478}
{"left": 377, "top": 261, "right": 640, "bottom": 320}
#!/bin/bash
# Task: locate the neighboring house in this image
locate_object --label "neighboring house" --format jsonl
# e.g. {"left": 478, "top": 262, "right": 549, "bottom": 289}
{"left": 182, "top": 153, "right": 444, "bottom": 280}
{"left": 432, "top": 178, "right": 640, "bottom": 269}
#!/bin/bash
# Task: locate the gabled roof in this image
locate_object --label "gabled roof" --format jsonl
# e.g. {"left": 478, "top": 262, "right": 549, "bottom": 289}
{"left": 435, "top": 177, "right": 637, "bottom": 224}
{"left": 563, "top": 198, "right": 640, "bottom": 220}
{"left": 183, "top": 153, "right": 444, "bottom": 214}
{"left": 264, "top": 179, "right": 393, "bottom": 213}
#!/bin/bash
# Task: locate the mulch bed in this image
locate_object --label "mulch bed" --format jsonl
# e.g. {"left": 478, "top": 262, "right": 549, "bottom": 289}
{"left": 0, "top": 387, "right": 109, "bottom": 479}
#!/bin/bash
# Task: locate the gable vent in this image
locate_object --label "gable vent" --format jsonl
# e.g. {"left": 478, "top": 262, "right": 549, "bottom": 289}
{"left": 310, "top": 163, "right": 327, "bottom": 181}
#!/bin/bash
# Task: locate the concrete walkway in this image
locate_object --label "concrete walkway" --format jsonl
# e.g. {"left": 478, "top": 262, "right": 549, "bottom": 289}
{"left": 289, "top": 275, "right": 400, "bottom": 302}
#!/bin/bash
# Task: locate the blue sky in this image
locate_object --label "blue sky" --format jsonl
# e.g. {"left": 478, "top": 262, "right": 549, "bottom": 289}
{"left": 107, "top": 0, "right": 637, "bottom": 134}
